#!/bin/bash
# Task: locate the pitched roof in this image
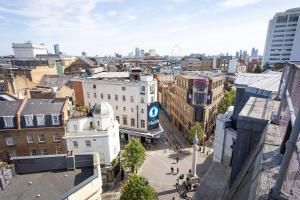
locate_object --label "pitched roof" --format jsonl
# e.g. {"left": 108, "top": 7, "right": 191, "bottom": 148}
{"left": 38, "top": 74, "right": 72, "bottom": 89}
{"left": 21, "top": 99, "right": 65, "bottom": 115}
{"left": 0, "top": 100, "right": 22, "bottom": 116}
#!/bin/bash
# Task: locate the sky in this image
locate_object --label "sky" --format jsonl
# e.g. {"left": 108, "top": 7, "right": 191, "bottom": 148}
{"left": 0, "top": 0, "right": 299, "bottom": 56}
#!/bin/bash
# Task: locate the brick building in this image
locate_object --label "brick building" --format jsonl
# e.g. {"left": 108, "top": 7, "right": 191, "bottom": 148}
{"left": 166, "top": 72, "right": 224, "bottom": 140}
{"left": 0, "top": 98, "right": 68, "bottom": 161}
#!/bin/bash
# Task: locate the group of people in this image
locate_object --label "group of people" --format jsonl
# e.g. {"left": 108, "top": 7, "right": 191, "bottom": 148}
{"left": 170, "top": 156, "right": 180, "bottom": 175}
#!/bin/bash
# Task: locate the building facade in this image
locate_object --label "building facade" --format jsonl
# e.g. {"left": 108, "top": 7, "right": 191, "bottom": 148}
{"left": 167, "top": 72, "right": 224, "bottom": 140}
{"left": 0, "top": 98, "right": 68, "bottom": 161}
{"left": 64, "top": 102, "right": 120, "bottom": 166}
{"left": 262, "top": 7, "right": 300, "bottom": 65}
{"left": 74, "top": 72, "right": 163, "bottom": 143}
{"left": 12, "top": 42, "right": 48, "bottom": 59}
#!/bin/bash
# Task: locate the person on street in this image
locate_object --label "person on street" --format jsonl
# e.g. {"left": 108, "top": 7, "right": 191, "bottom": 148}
{"left": 177, "top": 167, "right": 179, "bottom": 174}
{"left": 171, "top": 167, "right": 174, "bottom": 174}
{"left": 176, "top": 156, "right": 179, "bottom": 163}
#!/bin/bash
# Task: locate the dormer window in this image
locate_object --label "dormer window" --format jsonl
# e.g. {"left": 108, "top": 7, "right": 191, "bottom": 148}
{"left": 36, "top": 114, "right": 45, "bottom": 126}
{"left": 24, "top": 115, "right": 34, "bottom": 127}
{"left": 52, "top": 114, "right": 60, "bottom": 125}
{"left": 3, "top": 116, "right": 14, "bottom": 128}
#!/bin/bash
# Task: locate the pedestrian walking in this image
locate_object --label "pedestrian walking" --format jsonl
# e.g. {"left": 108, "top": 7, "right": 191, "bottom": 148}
{"left": 176, "top": 156, "right": 179, "bottom": 163}
{"left": 171, "top": 167, "right": 174, "bottom": 174}
{"left": 172, "top": 197, "right": 175, "bottom": 200}
{"left": 177, "top": 167, "right": 179, "bottom": 174}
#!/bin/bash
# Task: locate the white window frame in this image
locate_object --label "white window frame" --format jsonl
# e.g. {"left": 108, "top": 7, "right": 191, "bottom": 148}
{"left": 27, "top": 135, "right": 34, "bottom": 144}
{"left": 24, "top": 115, "right": 34, "bottom": 127}
{"left": 36, "top": 114, "right": 45, "bottom": 126}
{"left": 52, "top": 114, "right": 60, "bottom": 125}
{"left": 5, "top": 137, "right": 14, "bottom": 146}
{"left": 9, "top": 151, "right": 16, "bottom": 158}
{"left": 3, "top": 116, "right": 14, "bottom": 128}
{"left": 53, "top": 133, "right": 60, "bottom": 142}
{"left": 141, "top": 120, "right": 145, "bottom": 128}
{"left": 56, "top": 147, "right": 63, "bottom": 154}
{"left": 30, "top": 149, "right": 37, "bottom": 156}
{"left": 73, "top": 141, "right": 78, "bottom": 148}
{"left": 41, "top": 148, "right": 48, "bottom": 155}
{"left": 38, "top": 134, "right": 46, "bottom": 143}
{"left": 85, "top": 140, "right": 91, "bottom": 147}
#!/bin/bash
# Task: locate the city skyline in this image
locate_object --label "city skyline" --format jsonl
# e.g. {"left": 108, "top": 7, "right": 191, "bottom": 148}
{"left": 0, "top": 0, "right": 299, "bottom": 56}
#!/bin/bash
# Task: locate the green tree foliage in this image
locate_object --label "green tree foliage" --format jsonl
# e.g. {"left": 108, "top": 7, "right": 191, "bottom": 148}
{"left": 121, "top": 174, "right": 157, "bottom": 200}
{"left": 253, "top": 64, "right": 262, "bottom": 73}
{"left": 190, "top": 122, "right": 204, "bottom": 144}
{"left": 218, "top": 90, "right": 236, "bottom": 114}
{"left": 121, "top": 139, "right": 146, "bottom": 173}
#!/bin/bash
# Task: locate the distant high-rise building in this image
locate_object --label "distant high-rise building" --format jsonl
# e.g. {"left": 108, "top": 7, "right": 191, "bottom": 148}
{"left": 82, "top": 51, "right": 87, "bottom": 57}
{"left": 239, "top": 50, "right": 243, "bottom": 59}
{"left": 262, "top": 7, "right": 300, "bottom": 65}
{"left": 140, "top": 49, "right": 145, "bottom": 57}
{"left": 250, "top": 48, "right": 259, "bottom": 58}
{"left": 235, "top": 51, "right": 239, "bottom": 58}
{"left": 149, "top": 49, "right": 156, "bottom": 57}
{"left": 135, "top": 47, "right": 140, "bottom": 58}
{"left": 242, "top": 50, "right": 248, "bottom": 59}
{"left": 54, "top": 44, "right": 60, "bottom": 55}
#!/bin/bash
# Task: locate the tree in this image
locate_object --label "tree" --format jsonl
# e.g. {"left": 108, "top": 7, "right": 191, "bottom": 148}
{"left": 121, "top": 139, "right": 146, "bottom": 173}
{"left": 190, "top": 122, "right": 204, "bottom": 144}
{"left": 253, "top": 64, "right": 261, "bottom": 73}
{"left": 121, "top": 174, "right": 157, "bottom": 200}
{"left": 218, "top": 90, "right": 236, "bottom": 114}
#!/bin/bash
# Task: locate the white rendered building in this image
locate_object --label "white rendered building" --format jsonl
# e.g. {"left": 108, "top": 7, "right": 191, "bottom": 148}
{"left": 262, "top": 7, "right": 300, "bottom": 65}
{"left": 64, "top": 102, "right": 120, "bottom": 166}
{"left": 12, "top": 42, "right": 48, "bottom": 59}
{"left": 81, "top": 72, "right": 163, "bottom": 143}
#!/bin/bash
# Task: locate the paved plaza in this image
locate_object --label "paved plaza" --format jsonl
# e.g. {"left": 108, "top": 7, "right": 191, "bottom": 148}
{"left": 140, "top": 140, "right": 212, "bottom": 200}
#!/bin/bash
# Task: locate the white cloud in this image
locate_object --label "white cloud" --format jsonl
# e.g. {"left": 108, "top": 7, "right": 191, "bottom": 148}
{"left": 127, "top": 15, "right": 137, "bottom": 20}
{"left": 218, "top": 0, "right": 263, "bottom": 9}
{"left": 107, "top": 10, "right": 117, "bottom": 16}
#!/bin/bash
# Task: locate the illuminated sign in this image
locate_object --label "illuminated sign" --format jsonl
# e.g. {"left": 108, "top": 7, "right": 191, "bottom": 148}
{"left": 147, "top": 102, "right": 160, "bottom": 130}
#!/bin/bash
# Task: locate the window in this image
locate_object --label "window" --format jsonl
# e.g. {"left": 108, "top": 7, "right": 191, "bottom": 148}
{"left": 27, "top": 135, "right": 34, "bottom": 144}
{"left": 115, "top": 95, "right": 118, "bottom": 101}
{"left": 116, "top": 116, "right": 120, "bottom": 122}
{"left": 141, "top": 86, "right": 145, "bottom": 94}
{"left": 141, "top": 109, "right": 144, "bottom": 114}
{"left": 36, "top": 114, "right": 45, "bottom": 126}
{"left": 151, "top": 96, "right": 154, "bottom": 102}
{"left": 9, "top": 151, "right": 16, "bottom": 158}
{"left": 41, "top": 148, "right": 48, "bottom": 155}
{"left": 53, "top": 133, "right": 60, "bottom": 142}
{"left": 276, "top": 15, "right": 288, "bottom": 23}
{"left": 116, "top": 106, "right": 118, "bottom": 110}
{"left": 52, "top": 114, "right": 60, "bottom": 125}
{"left": 123, "top": 116, "right": 128, "bottom": 125}
{"left": 5, "top": 137, "right": 14, "bottom": 146}
{"left": 87, "top": 92, "right": 90, "bottom": 98}
{"left": 130, "top": 96, "right": 134, "bottom": 103}
{"left": 122, "top": 87, "right": 126, "bottom": 91}
{"left": 108, "top": 94, "right": 111, "bottom": 99}
{"left": 39, "top": 134, "right": 45, "bottom": 143}
{"left": 289, "top": 14, "right": 299, "bottom": 22}
{"left": 123, "top": 95, "right": 126, "bottom": 101}
{"left": 131, "top": 108, "right": 134, "bottom": 112}
{"left": 140, "top": 97, "right": 145, "bottom": 103}
{"left": 24, "top": 115, "right": 34, "bottom": 126}
{"left": 150, "top": 84, "right": 155, "bottom": 94}
{"left": 141, "top": 120, "right": 145, "bottom": 128}
{"left": 73, "top": 141, "right": 78, "bottom": 148}
{"left": 101, "top": 93, "right": 103, "bottom": 99}
{"left": 3, "top": 116, "right": 13, "bottom": 128}
{"left": 123, "top": 107, "right": 126, "bottom": 111}
{"left": 57, "top": 147, "right": 63, "bottom": 154}
{"left": 94, "top": 93, "right": 97, "bottom": 98}
{"left": 85, "top": 140, "right": 91, "bottom": 147}
{"left": 93, "top": 84, "right": 96, "bottom": 89}
{"left": 73, "top": 124, "right": 78, "bottom": 132}
{"left": 30, "top": 149, "right": 37, "bottom": 156}
{"left": 131, "top": 118, "right": 135, "bottom": 127}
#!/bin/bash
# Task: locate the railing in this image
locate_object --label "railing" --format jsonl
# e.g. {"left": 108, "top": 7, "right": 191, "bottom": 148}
{"left": 269, "top": 61, "right": 300, "bottom": 199}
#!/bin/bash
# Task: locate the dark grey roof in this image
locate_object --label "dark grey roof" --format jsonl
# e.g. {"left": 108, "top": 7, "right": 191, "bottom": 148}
{"left": 21, "top": 99, "right": 64, "bottom": 115}
{"left": 0, "top": 100, "right": 22, "bottom": 116}
{"left": 0, "top": 167, "right": 93, "bottom": 200}
{"left": 38, "top": 74, "right": 72, "bottom": 89}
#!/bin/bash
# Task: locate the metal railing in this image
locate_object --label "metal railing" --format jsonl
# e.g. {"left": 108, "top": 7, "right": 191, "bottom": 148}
{"left": 269, "top": 61, "right": 300, "bottom": 199}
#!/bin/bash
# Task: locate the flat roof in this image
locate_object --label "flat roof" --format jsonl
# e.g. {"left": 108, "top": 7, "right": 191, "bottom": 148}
{"left": 89, "top": 72, "right": 130, "bottom": 79}
{"left": 234, "top": 71, "right": 282, "bottom": 92}
{"left": 0, "top": 167, "right": 94, "bottom": 200}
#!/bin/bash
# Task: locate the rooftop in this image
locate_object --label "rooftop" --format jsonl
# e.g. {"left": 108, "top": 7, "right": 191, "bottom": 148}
{"left": 21, "top": 99, "right": 65, "bottom": 115}
{"left": 0, "top": 167, "right": 94, "bottom": 200}
{"left": 38, "top": 74, "right": 72, "bottom": 89}
{"left": 0, "top": 100, "right": 22, "bottom": 116}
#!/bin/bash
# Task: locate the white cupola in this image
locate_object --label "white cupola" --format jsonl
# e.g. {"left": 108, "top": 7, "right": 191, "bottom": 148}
{"left": 92, "top": 102, "right": 114, "bottom": 131}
